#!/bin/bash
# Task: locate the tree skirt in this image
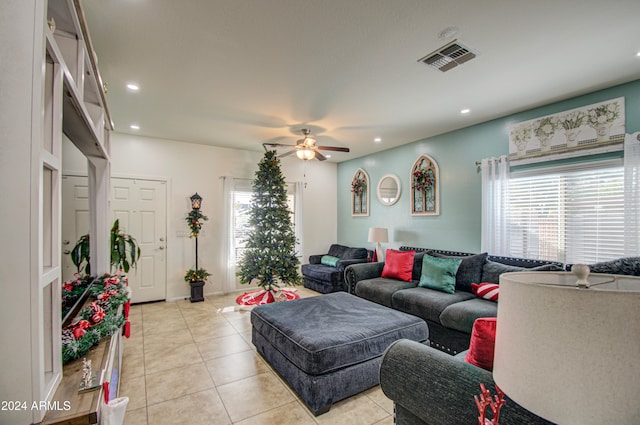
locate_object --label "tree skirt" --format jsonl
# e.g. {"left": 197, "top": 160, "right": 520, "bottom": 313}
{"left": 236, "top": 289, "right": 300, "bottom": 306}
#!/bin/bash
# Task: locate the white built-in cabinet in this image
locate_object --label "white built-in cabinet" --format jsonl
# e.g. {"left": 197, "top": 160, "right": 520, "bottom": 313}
{"left": 32, "top": 0, "right": 113, "bottom": 423}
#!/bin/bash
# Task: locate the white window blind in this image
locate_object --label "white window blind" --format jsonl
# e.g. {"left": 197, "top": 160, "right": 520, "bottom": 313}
{"left": 508, "top": 159, "right": 625, "bottom": 264}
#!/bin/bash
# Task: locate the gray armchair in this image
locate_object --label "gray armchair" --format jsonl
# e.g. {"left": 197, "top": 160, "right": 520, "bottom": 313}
{"left": 380, "top": 339, "right": 553, "bottom": 425}
{"left": 301, "top": 244, "right": 369, "bottom": 293}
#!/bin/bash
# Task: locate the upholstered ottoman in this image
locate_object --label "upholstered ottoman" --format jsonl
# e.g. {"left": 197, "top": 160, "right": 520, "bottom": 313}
{"left": 251, "top": 292, "right": 429, "bottom": 415}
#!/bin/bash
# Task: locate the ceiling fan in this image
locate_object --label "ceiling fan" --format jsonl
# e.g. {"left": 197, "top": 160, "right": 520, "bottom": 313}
{"left": 263, "top": 129, "right": 349, "bottom": 161}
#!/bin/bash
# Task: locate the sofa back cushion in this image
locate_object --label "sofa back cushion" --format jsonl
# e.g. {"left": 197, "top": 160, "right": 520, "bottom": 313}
{"left": 327, "top": 244, "right": 368, "bottom": 260}
{"left": 432, "top": 252, "right": 488, "bottom": 293}
{"left": 481, "top": 260, "right": 564, "bottom": 284}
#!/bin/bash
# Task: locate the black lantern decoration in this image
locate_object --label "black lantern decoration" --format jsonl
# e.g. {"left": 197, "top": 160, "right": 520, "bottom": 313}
{"left": 190, "top": 192, "right": 202, "bottom": 211}
{"left": 187, "top": 192, "right": 206, "bottom": 302}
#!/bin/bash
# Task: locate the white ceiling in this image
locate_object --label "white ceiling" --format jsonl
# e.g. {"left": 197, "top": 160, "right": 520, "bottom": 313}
{"left": 83, "top": 0, "right": 640, "bottom": 163}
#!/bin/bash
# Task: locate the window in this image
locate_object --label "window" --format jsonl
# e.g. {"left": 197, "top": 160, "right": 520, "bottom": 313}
{"left": 230, "top": 181, "right": 297, "bottom": 267}
{"left": 508, "top": 160, "right": 625, "bottom": 263}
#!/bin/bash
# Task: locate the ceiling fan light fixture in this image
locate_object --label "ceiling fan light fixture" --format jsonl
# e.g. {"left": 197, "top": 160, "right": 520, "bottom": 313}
{"left": 296, "top": 148, "right": 316, "bottom": 160}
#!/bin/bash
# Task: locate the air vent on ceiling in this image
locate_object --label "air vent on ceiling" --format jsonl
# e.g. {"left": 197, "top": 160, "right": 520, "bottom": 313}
{"left": 418, "top": 40, "right": 476, "bottom": 72}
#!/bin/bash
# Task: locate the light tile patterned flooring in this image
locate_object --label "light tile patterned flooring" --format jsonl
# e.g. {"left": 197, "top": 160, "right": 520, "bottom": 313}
{"left": 121, "top": 287, "right": 394, "bottom": 425}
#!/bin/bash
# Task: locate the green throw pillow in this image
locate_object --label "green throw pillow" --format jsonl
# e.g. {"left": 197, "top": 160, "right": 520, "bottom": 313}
{"left": 418, "top": 254, "right": 462, "bottom": 294}
{"left": 321, "top": 255, "right": 341, "bottom": 267}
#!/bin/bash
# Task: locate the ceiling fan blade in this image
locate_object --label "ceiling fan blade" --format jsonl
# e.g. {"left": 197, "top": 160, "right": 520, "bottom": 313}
{"left": 278, "top": 149, "right": 297, "bottom": 158}
{"left": 263, "top": 142, "right": 296, "bottom": 148}
{"left": 314, "top": 151, "right": 327, "bottom": 161}
{"left": 315, "top": 146, "right": 350, "bottom": 152}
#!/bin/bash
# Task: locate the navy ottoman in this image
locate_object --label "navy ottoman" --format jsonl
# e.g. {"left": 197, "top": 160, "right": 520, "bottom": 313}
{"left": 251, "top": 292, "right": 429, "bottom": 415}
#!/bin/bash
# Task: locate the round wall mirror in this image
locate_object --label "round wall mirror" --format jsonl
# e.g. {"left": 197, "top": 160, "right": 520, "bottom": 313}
{"left": 377, "top": 174, "right": 401, "bottom": 206}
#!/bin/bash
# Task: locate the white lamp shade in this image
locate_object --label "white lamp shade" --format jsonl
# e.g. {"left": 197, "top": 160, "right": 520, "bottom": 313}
{"left": 367, "top": 227, "right": 388, "bottom": 243}
{"left": 493, "top": 272, "right": 640, "bottom": 425}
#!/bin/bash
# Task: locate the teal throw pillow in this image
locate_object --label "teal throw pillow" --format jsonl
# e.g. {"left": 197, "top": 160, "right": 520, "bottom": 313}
{"left": 321, "top": 255, "right": 341, "bottom": 267}
{"left": 418, "top": 254, "right": 462, "bottom": 294}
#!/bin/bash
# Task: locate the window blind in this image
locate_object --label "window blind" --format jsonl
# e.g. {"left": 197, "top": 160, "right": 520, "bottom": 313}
{"left": 508, "top": 160, "right": 625, "bottom": 264}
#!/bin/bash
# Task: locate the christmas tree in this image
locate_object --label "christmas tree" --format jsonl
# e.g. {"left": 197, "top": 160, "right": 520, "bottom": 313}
{"left": 237, "top": 150, "right": 301, "bottom": 292}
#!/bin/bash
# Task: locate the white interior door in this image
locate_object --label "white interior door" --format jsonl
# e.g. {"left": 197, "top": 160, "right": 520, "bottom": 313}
{"left": 62, "top": 176, "right": 167, "bottom": 303}
{"left": 61, "top": 176, "right": 90, "bottom": 282}
{"left": 111, "top": 178, "right": 167, "bottom": 303}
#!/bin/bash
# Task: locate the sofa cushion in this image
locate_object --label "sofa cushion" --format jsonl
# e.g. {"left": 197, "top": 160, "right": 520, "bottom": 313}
{"left": 320, "top": 255, "right": 340, "bottom": 267}
{"left": 579, "top": 257, "right": 640, "bottom": 276}
{"left": 382, "top": 249, "right": 415, "bottom": 282}
{"left": 300, "top": 263, "right": 342, "bottom": 286}
{"left": 439, "top": 298, "right": 498, "bottom": 334}
{"left": 464, "top": 318, "right": 497, "bottom": 371}
{"left": 480, "top": 260, "right": 564, "bottom": 284}
{"left": 432, "top": 252, "right": 488, "bottom": 293}
{"left": 355, "top": 278, "right": 418, "bottom": 308}
{"left": 327, "top": 244, "right": 368, "bottom": 261}
{"left": 471, "top": 282, "right": 499, "bottom": 301}
{"left": 391, "top": 287, "right": 475, "bottom": 323}
{"left": 418, "top": 254, "right": 461, "bottom": 294}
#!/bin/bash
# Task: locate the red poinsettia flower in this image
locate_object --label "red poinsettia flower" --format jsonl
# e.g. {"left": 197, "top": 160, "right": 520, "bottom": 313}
{"left": 73, "top": 327, "right": 86, "bottom": 339}
{"left": 63, "top": 283, "right": 74, "bottom": 291}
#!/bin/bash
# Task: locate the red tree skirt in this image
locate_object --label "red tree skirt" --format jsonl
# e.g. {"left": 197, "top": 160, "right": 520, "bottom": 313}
{"left": 236, "top": 289, "right": 300, "bottom": 306}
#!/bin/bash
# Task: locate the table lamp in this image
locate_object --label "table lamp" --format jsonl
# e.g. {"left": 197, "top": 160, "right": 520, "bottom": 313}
{"left": 368, "top": 227, "right": 388, "bottom": 262}
{"left": 493, "top": 268, "right": 640, "bottom": 424}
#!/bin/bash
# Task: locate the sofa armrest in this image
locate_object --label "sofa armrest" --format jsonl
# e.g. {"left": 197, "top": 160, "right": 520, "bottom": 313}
{"left": 337, "top": 257, "right": 369, "bottom": 271}
{"left": 308, "top": 254, "right": 324, "bottom": 264}
{"left": 344, "top": 262, "right": 385, "bottom": 294}
{"left": 380, "top": 339, "right": 552, "bottom": 425}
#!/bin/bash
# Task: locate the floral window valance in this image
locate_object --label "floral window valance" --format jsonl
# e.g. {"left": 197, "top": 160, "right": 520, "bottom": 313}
{"left": 509, "top": 97, "right": 625, "bottom": 164}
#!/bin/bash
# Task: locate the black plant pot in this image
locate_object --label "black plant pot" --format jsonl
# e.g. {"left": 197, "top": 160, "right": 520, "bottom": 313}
{"left": 189, "top": 280, "right": 205, "bottom": 303}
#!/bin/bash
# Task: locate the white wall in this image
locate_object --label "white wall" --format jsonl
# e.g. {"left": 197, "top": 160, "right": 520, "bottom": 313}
{"left": 63, "top": 133, "right": 337, "bottom": 301}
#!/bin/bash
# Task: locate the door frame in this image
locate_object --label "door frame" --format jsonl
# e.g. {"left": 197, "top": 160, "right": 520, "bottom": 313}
{"left": 62, "top": 171, "right": 171, "bottom": 300}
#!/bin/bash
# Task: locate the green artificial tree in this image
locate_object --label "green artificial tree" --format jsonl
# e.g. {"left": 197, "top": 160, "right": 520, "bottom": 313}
{"left": 237, "top": 150, "right": 301, "bottom": 293}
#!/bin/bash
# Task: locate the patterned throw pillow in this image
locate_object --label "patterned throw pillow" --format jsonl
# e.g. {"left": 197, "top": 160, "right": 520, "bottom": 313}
{"left": 471, "top": 282, "right": 499, "bottom": 301}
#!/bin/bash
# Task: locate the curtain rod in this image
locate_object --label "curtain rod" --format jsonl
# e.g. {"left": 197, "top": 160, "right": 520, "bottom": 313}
{"left": 475, "top": 157, "right": 507, "bottom": 166}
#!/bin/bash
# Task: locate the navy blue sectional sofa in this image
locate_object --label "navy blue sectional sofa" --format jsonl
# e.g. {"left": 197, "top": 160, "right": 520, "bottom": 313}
{"left": 344, "top": 247, "right": 563, "bottom": 354}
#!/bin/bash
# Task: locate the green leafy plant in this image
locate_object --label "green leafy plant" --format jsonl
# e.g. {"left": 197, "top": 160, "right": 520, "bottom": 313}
{"left": 70, "top": 219, "right": 141, "bottom": 275}
{"left": 184, "top": 268, "right": 211, "bottom": 283}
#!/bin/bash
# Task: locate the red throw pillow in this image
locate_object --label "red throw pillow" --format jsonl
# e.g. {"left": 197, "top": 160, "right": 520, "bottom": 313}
{"left": 381, "top": 249, "right": 415, "bottom": 282}
{"left": 465, "top": 317, "right": 497, "bottom": 371}
{"left": 472, "top": 282, "right": 499, "bottom": 301}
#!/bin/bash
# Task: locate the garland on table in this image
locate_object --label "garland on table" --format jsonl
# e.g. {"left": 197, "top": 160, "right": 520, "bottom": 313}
{"left": 62, "top": 273, "right": 130, "bottom": 364}
{"left": 61, "top": 274, "right": 92, "bottom": 319}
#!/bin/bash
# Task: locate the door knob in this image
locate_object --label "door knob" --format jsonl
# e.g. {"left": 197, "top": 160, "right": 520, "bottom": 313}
{"left": 158, "top": 246, "right": 165, "bottom": 250}
{"left": 63, "top": 249, "right": 71, "bottom": 254}
{"left": 159, "top": 237, "right": 165, "bottom": 242}
{"left": 63, "top": 240, "right": 70, "bottom": 245}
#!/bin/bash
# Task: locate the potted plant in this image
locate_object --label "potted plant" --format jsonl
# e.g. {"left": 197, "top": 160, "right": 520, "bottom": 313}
{"left": 70, "top": 219, "right": 141, "bottom": 275}
{"left": 184, "top": 268, "right": 211, "bottom": 302}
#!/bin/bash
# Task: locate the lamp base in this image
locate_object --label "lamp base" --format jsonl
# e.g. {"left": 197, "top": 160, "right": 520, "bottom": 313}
{"left": 474, "top": 384, "right": 505, "bottom": 425}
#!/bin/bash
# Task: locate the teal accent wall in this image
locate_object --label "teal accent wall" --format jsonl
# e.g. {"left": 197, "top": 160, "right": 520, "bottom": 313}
{"left": 337, "top": 79, "right": 640, "bottom": 253}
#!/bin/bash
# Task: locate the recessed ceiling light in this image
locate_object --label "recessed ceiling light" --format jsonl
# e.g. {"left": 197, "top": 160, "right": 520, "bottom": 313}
{"left": 130, "top": 124, "right": 140, "bottom": 130}
{"left": 126, "top": 83, "right": 139, "bottom": 91}
{"left": 460, "top": 108, "right": 471, "bottom": 114}
{"left": 374, "top": 137, "right": 382, "bottom": 143}
{"left": 636, "top": 51, "right": 640, "bottom": 57}
{"left": 325, "top": 154, "right": 332, "bottom": 158}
